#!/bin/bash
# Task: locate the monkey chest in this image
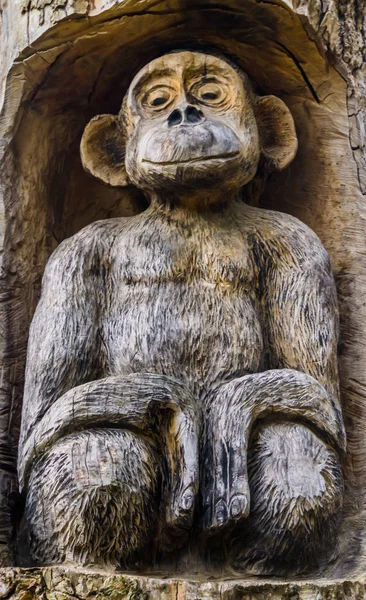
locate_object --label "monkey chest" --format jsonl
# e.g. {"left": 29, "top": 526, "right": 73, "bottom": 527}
{"left": 102, "top": 226, "right": 264, "bottom": 389}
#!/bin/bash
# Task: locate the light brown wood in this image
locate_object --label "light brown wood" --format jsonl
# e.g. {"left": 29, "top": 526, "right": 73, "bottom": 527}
{"left": 16, "top": 50, "right": 344, "bottom": 574}
{"left": 0, "top": 0, "right": 365, "bottom": 579}
{"left": 0, "top": 567, "right": 365, "bottom": 599}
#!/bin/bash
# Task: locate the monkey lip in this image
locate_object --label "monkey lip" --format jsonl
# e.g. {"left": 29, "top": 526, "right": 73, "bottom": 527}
{"left": 142, "top": 151, "right": 240, "bottom": 166}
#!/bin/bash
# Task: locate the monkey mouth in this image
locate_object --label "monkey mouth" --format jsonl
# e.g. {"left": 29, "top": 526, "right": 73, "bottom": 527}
{"left": 142, "top": 151, "right": 240, "bottom": 166}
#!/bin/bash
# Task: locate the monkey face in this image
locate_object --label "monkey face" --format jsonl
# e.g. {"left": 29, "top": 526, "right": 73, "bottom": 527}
{"left": 81, "top": 51, "right": 298, "bottom": 202}
{"left": 124, "top": 52, "right": 260, "bottom": 194}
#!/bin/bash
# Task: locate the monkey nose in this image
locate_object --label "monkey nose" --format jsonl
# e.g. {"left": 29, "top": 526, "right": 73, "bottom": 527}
{"left": 167, "top": 105, "right": 205, "bottom": 127}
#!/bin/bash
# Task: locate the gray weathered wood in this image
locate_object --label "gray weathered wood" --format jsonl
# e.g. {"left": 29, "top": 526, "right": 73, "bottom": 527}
{"left": 0, "top": 0, "right": 364, "bottom": 578}
{"left": 16, "top": 51, "right": 345, "bottom": 574}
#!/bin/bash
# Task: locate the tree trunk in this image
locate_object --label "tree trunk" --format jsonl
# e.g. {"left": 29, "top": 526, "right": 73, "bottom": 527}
{"left": 0, "top": 0, "right": 365, "bottom": 576}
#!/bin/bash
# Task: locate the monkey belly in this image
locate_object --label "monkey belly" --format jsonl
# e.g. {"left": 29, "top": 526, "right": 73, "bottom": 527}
{"left": 103, "top": 282, "right": 264, "bottom": 393}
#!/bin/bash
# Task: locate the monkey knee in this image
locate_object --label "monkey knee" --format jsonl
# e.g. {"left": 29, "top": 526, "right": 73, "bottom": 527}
{"left": 248, "top": 422, "right": 343, "bottom": 535}
{"left": 26, "top": 429, "right": 161, "bottom": 566}
{"left": 229, "top": 422, "right": 344, "bottom": 573}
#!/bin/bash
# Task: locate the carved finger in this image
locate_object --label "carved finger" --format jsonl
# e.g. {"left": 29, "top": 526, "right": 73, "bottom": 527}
{"left": 164, "top": 409, "right": 199, "bottom": 534}
{"left": 202, "top": 432, "right": 230, "bottom": 532}
{"left": 226, "top": 437, "right": 251, "bottom": 521}
{"left": 207, "top": 433, "right": 250, "bottom": 532}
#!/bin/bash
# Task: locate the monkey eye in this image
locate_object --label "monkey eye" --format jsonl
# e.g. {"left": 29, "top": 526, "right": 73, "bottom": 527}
{"left": 142, "top": 87, "right": 174, "bottom": 111}
{"left": 193, "top": 82, "right": 226, "bottom": 106}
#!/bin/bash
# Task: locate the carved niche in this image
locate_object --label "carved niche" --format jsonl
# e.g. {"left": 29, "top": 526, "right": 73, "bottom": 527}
{"left": 17, "top": 51, "right": 345, "bottom": 576}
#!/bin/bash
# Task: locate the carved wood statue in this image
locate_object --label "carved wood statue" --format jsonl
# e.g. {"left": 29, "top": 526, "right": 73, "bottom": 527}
{"left": 18, "top": 51, "right": 345, "bottom": 575}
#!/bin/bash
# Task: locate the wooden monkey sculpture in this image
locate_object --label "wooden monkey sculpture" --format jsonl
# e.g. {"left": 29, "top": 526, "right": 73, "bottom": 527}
{"left": 18, "top": 51, "right": 345, "bottom": 574}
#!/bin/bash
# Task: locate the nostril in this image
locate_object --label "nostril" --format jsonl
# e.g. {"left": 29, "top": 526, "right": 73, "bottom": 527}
{"left": 185, "top": 105, "right": 204, "bottom": 124}
{"left": 168, "top": 108, "right": 183, "bottom": 127}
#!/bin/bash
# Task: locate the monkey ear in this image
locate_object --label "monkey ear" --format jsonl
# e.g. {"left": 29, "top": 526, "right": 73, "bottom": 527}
{"left": 80, "top": 114, "right": 129, "bottom": 187}
{"left": 256, "top": 96, "right": 298, "bottom": 172}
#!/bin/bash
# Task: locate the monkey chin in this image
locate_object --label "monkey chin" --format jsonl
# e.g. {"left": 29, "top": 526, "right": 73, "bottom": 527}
{"left": 137, "top": 153, "right": 255, "bottom": 204}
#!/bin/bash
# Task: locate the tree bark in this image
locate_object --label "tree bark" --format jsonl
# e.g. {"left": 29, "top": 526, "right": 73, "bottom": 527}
{"left": 0, "top": 0, "right": 365, "bottom": 573}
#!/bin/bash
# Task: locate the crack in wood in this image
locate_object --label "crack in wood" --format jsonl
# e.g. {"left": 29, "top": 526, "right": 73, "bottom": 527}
{"left": 274, "top": 40, "right": 321, "bottom": 103}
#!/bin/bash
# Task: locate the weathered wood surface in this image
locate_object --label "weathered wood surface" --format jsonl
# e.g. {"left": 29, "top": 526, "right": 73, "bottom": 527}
{"left": 14, "top": 49, "right": 345, "bottom": 573}
{"left": 0, "top": 568, "right": 365, "bottom": 600}
{"left": 0, "top": 0, "right": 365, "bottom": 577}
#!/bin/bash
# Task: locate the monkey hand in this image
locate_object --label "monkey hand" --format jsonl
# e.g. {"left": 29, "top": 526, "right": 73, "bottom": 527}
{"left": 18, "top": 372, "right": 200, "bottom": 545}
{"left": 201, "top": 368, "right": 346, "bottom": 536}
{"left": 201, "top": 407, "right": 251, "bottom": 535}
{"left": 162, "top": 398, "right": 200, "bottom": 542}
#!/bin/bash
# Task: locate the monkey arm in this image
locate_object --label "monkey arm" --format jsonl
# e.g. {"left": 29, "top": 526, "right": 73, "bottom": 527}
{"left": 18, "top": 225, "right": 198, "bottom": 530}
{"left": 264, "top": 227, "right": 341, "bottom": 408}
{"left": 247, "top": 208, "right": 345, "bottom": 447}
{"left": 220, "top": 212, "right": 344, "bottom": 450}
{"left": 203, "top": 213, "right": 345, "bottom": 530}
{"left": 18, "top": 226, "right": 104, "bottom": 476}
{"left": 203, "top": 367, "right": 344, "bottom": 530}
{"left": 209, "top": 369, "right": 345, "bottom": 451}
{"left": 18, "top": 373, "right": 199, "bottom": 531}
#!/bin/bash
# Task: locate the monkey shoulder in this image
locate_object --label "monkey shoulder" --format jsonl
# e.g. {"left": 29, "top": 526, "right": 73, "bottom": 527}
{"left": 240, "top": 204, "right": 332, "bottom": 276}
{"left": 41, "top": 218, "right": 128, "bottom": 293}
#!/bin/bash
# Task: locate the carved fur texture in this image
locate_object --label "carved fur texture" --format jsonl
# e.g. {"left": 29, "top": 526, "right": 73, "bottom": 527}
{"left": 232, "top": 422, "right": 344, "bottom": 575}
{"left": 18, "top": 52, "right": 345, "bottom": 575}
{"left": 27, "top": 430, "right": 160, "bottom": 567}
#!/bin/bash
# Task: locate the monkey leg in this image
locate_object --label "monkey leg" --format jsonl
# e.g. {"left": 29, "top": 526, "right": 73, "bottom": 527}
{"left": 21, "top": 373, "right": 199, "bottom": 560}
{"left": 230, "top": 421, "right": 344, "bottom": 575}
{"left": 201, "top": 369, "right": 344, "bottom": 535}
{"left": 26, "top": 428, "right": 161, "bottom": 567}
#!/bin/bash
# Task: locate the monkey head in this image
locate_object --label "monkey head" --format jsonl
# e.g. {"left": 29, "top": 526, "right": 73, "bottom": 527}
{"left": 81, "top": 51, "right": 298, "bottom": 206}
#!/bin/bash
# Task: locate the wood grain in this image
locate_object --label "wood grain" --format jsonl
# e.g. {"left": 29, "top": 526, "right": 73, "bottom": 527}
{"left": 0, "top": 0, "right": 364, "bottom": 578}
